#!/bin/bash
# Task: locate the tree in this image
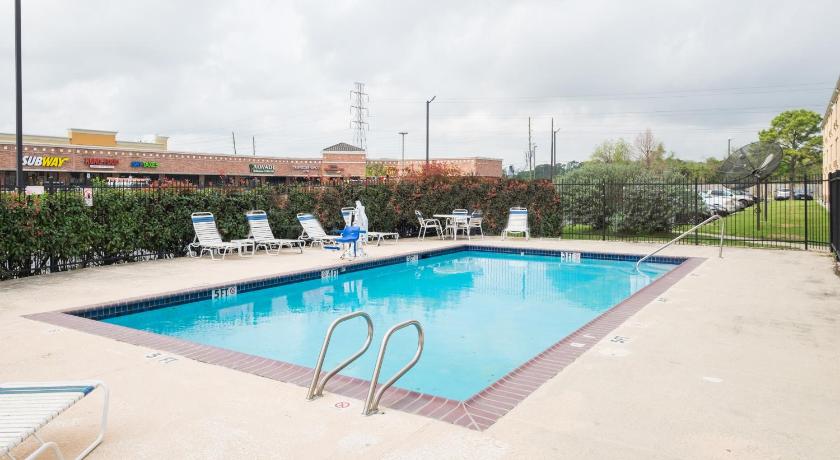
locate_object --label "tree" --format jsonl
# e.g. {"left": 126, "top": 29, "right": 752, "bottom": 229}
{"left": 758, "top": 109, "right": 822, "bottom": 181}
{"left": 590, "top": 139, "right": 632, "bottom": 163}
{"left": 513, "top": 161, "right": 584, "bottom": 181}
{"left": 664, "top": 157, "right": 721, "bottom": 181}
{"left": 633, "top": 129, "right": 666, "bottom": 169}
{"left": 365, "top": 163, "right": 396, "bottom": 177}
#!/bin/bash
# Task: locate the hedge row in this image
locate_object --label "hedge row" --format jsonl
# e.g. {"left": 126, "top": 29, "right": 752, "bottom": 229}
{"left": 0, "top": 178, "right": 560, "bottom": 279}
{"left": 1, "top": 175, "right": 715, "bottom": 279}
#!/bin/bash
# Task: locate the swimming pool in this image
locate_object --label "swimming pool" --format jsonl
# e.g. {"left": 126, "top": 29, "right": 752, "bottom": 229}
{"left": 102, "top": 249, "right": 676, "bottom": 401}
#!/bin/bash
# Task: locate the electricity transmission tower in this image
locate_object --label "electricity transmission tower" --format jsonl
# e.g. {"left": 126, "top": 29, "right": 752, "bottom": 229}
{"left": 350, "top": 82, "right": 369, "bottom": 150}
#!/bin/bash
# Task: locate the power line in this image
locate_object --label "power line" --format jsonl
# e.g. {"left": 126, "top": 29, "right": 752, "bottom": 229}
{"left": 374, "top": 81, "right": 834, "bottom": 104}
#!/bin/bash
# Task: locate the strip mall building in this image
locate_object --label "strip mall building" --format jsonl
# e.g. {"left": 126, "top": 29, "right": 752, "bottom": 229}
{"left": 0, "top": 129, "right": 503, "bottom": 187}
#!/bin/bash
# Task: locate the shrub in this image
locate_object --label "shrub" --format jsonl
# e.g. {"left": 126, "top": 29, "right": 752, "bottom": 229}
{"left": 0, "top": 178, "right": 560, "bottom": 279}
{"left": 0, "top": 173, "right": 710, "bottom": 279}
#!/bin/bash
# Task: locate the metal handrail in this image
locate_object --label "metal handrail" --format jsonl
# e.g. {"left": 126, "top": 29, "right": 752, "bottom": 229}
{"left": 635, "top": 214, "right": 725, "bottom": 271}
{"left": 306, "top": 311, "right": 374, "bottom": 400}
{"left": 362, "top": 320, "right": 424, "bottom": 416}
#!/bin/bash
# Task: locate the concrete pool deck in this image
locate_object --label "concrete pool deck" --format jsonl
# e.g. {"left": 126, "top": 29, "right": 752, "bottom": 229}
{"left": 1, "top": 238, "right": 838, "bottom": 459}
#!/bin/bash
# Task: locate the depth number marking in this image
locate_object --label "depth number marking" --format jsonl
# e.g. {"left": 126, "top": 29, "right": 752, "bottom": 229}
{"left": 212, "top": 286, "right": 237, "bottom": 299}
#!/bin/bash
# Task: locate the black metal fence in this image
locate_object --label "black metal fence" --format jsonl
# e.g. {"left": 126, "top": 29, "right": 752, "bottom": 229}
{"left": 554, "top": 175, "right": 831, "bottom": 251}
{"left": 0, "top": 175, "right": 832, "bottom": 279}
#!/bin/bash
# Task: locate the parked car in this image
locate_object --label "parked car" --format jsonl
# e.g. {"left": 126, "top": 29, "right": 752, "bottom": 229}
{"left": 700, "top": 191, "right": 737, "bottom": 215}
{"left": 775, "top": 188, "right": 792, "bottom": 200}
{"left": 793, "top": 189, "right": 814, "bottom": 200}
{"left": 731, "top": 189, "right": 755, "bottom": 207}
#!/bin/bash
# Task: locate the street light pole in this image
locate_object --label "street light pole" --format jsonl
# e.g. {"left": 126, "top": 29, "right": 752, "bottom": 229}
{"left": 425, "top": 96, "right": 436, "bottom": 165}
{"left": 398, "top": 131, "right": 407, "bottom": 174}
{"left": 552, "top": 126, "right": 561, "bottom": 182}
{"left": 15, "top": 0, "right": 24, "bottom": 192}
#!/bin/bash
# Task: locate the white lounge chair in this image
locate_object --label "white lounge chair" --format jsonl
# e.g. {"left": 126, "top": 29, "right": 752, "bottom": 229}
{"left": 351, "top": 201, "right": 399, "bottom": 247}
{"left": 415, "top": 211, "right": 442, "bottom": 240}
{"left": 501, "top": 207, "right": 530, "bottom": 240}
{"left": 190, "top": 212, "right": 253, "bottom": 260}
{"left": 296, "top": 213, "right": 339, "bottom": 247}
{"left": 0, "top": 380, "right": 109, "bottom": 460}
{"left": 245, "top": 210, "right": 304, "bottom": 254}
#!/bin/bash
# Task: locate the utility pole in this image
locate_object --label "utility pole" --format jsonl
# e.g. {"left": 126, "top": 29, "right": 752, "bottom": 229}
{"left": 550, "top": 118, "right": 554, "bottom": 181}
{"left": 552, "top": 120, "right": 556, "bottom": 176}
{"left": 727, "top": 138, "right": 732, "bottom": 156}
{"left": 15, "top": 0, "right": 24, "bottom": 192}
{"left": 528, "top": 117, "right": 534, "bottom": 180}
{"left": 350, "top": 82, "right": 369, "bottom": 149}
{"left": 426, "top": 96, "right": 436, "bottom": 165}
{"left": 252, "top": 136, "right": 256, "bottom": 156}
{"left": 232, "top": 132, "right": 237, "bottom": 155}
{"left": 398, "top": 131, "right": 407, "bottom": 174}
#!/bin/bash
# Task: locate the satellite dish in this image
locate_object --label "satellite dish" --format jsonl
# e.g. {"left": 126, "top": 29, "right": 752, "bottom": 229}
{"left": 718, "top": 141, "right": 783, "bottom": 188}
{"left": 717, "top": 141, "right": 783, "bottom": 232}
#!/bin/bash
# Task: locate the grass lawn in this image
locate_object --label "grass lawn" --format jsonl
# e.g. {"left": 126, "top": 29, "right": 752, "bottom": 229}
{"left": 695, "top": 199, "right": 830, "bottom": 243}
{"left": 558, "top": 199, "right": 830, "bottom": 247}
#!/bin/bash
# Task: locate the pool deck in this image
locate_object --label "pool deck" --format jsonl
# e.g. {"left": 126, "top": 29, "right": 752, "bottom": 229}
{"left": 1, "top": 238, "right": 838, "bottom": 459}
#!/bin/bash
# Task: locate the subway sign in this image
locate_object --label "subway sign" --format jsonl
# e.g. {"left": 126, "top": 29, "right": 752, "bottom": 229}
{"left": 249, "top": 164, "right": 274, "bottom": 174}
{"left": 130, "top": 161, "right": 159, "bottom": 168}
{"left": 22, "top": 155, "right": 69, "bottom": 168}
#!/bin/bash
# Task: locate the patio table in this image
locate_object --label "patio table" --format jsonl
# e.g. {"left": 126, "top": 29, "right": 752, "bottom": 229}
{"left": 433, "top": 214, "right": 472, "bottom": 240}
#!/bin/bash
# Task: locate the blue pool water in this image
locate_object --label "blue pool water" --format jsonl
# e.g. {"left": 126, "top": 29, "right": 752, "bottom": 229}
{"left": 105, "top": 251, "right": 674, "bottom": 400}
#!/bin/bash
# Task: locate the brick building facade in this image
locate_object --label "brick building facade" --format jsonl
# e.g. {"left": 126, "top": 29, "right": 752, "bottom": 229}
{"left": 0, "top": 130, "right": 502, "bottom": 187}
{"left": 823, "top": 76, "right": 839, "bottom": 180}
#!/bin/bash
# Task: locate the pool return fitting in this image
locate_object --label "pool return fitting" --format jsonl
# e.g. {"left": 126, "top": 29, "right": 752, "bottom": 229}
{"left": 305, "top": 312, "right": 424, "bottom": 417}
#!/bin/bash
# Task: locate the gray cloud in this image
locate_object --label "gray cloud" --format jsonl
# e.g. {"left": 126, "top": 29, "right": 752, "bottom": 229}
{"left": 0, "top": 0, "right": 837, "bottom": 168}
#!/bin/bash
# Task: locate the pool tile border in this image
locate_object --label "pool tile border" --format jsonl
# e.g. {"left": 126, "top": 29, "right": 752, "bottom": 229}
{"left": 25, "top": 245, "right": 703, "bottom": 431}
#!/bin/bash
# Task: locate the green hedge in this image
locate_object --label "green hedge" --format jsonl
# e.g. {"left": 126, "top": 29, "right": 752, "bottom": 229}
{"left": 0, "top": 178, "right": 560, "bottom": 279}
{"left": 1, "top": 175, "right": 714, "bottom": 279}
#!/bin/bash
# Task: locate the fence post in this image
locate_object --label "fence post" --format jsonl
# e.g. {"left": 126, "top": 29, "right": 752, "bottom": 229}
{"left": 601, "top": 180, "right": 607, "bottom": 241}
{"left": 803, "top": 174, "right": 808, "bottom": 250}
{"left": 693, "top": 178, "right": 699, "bottom": 245}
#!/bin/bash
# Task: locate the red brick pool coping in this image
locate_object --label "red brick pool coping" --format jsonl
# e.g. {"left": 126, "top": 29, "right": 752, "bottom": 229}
{"left": 25, "top": 255, "right": 704, "bottom": 431}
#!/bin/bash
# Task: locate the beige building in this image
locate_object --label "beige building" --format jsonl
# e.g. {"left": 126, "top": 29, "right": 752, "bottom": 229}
{"left": 0, "top": 128, "right": 169, "bottom": 152}
{"left": 823, "top": 76, "right": 839, "bottom": 181}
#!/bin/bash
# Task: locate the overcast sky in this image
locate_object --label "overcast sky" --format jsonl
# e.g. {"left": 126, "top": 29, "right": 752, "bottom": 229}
{"left": 0, "top": 0, "right": 837, "bottom": 169}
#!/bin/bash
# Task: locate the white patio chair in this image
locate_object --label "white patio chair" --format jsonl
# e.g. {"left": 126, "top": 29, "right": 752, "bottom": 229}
{"left": 297, "top": 213, "right": 339, "bottom": 247}
{"left": 468, "top": 210, "right": 484, "bottom": 239}
{"left": 245, "top": 210, "right": 304, "bottom": 254}
{"left": 0, "top": 380, "right": 109, "bottom": 460}
{"left": 415, "top": 210, "right": 442, "bottom": 240}
{"left": 190, "top": 212, "right": 253, "bottom": 260}
{"left": 501, "top": 207, "right": 530, "bottom": 240}
{"left": 445, "top": 209, "right": 470, "bottom": 240}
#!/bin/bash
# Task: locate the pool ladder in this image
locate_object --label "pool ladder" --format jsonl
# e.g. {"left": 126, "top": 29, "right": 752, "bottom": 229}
{"left": 305, "top": 311, "right": 424, "bottom": 416}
